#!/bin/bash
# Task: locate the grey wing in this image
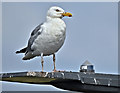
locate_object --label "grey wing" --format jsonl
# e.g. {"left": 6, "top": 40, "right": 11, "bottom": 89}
{"left": 25, "top": 23, "right": 43, "bottom": 54}
{"left": 31, "top": 23, "right": 43, "bottom": 36}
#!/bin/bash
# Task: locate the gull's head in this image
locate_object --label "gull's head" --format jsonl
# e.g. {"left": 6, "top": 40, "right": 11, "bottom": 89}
{"left": 47, "top": 6, "right": 72, "bottom": 18}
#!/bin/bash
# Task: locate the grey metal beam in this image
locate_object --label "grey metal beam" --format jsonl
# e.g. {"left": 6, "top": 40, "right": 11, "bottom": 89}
{"left": 0, "top": 71, "right": 120, "bottom": 93}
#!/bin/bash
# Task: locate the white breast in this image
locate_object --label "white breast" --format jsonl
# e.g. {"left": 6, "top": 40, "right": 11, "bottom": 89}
{"left": 31, "top": 18, "right": 66, "bottom": 56}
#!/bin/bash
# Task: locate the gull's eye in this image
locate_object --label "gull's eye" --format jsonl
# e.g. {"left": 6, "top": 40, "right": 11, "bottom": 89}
{"left": 56, "top": 9, "right": 60, "bottom": 12}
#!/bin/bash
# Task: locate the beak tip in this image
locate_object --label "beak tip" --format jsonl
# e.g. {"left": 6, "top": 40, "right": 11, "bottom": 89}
{"left": 69, "top": 15, "right": 72, "bottom": 17}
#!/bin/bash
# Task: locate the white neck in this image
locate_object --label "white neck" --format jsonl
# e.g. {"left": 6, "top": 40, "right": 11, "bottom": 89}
{"left": 45, "top": 16, "right": 66, "bottom": 29}
{"left": 46, "top": 16, "right": 62, "bottom": 22}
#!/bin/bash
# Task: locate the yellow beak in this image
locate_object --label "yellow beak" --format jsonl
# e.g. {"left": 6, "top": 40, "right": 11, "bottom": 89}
{"left": 62, "top": 12, "right": 72, "bottom": 17}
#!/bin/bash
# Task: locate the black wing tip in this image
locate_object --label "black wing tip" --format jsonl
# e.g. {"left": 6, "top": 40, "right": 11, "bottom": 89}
{"left": 16, "top": 47, "right": 27, "bottom": 54}
{"left": 16, "top": 51, "right": 20, "bottom": 54}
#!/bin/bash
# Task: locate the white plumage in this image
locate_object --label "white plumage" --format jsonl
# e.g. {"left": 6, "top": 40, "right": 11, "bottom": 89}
{"left": 16, "top": 6, "right": 72, "bottom": 72}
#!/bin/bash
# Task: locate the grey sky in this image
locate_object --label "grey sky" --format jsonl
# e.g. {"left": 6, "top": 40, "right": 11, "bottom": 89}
{"left": 2, "top": 2, "right": 118, "bottom": 91}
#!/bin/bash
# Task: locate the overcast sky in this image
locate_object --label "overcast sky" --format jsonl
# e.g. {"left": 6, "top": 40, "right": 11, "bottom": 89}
{"left": 2, "top": 2, "right": 118, "bottom": 91}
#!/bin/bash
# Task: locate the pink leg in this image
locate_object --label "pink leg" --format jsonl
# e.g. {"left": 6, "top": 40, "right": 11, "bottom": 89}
{"left": 53, "top": 53, "right": 56, "bottom": 72}
{"left": 41, "top": 53, "right": 44, "bottom": 72}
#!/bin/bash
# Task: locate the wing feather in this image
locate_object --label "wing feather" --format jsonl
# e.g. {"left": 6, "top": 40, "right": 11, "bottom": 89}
{"left": 26, "top": 23, "right": 43, "bottom": 54}
{"left": 16, "top": 23, "right": 44, "bottom": 55}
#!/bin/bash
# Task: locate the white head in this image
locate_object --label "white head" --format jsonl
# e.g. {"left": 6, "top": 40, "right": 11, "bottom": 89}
{"left": 47, "top": 6, "right": 72, "bottom": 18}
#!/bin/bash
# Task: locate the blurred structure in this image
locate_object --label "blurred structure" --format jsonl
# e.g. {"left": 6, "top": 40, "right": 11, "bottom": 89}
{"left": 80, "top": 60, "right": 95, "bottom": 73}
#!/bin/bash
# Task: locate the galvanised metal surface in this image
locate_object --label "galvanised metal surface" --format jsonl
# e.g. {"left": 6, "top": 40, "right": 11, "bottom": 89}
{"left": 0, "top": 71, "right": 120, "bottom": 93}
{"left": 46, "top": 71, "right": 120, "bottom": 87}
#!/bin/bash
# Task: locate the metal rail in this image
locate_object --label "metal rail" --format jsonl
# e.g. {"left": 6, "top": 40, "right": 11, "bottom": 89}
{"left": 0, "top": 71, "right": 120, "bottom": 93}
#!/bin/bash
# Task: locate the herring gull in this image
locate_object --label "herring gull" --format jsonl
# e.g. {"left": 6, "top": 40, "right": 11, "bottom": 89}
{"left": 16, "top": 6, "right": 72, "bottom": 72}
